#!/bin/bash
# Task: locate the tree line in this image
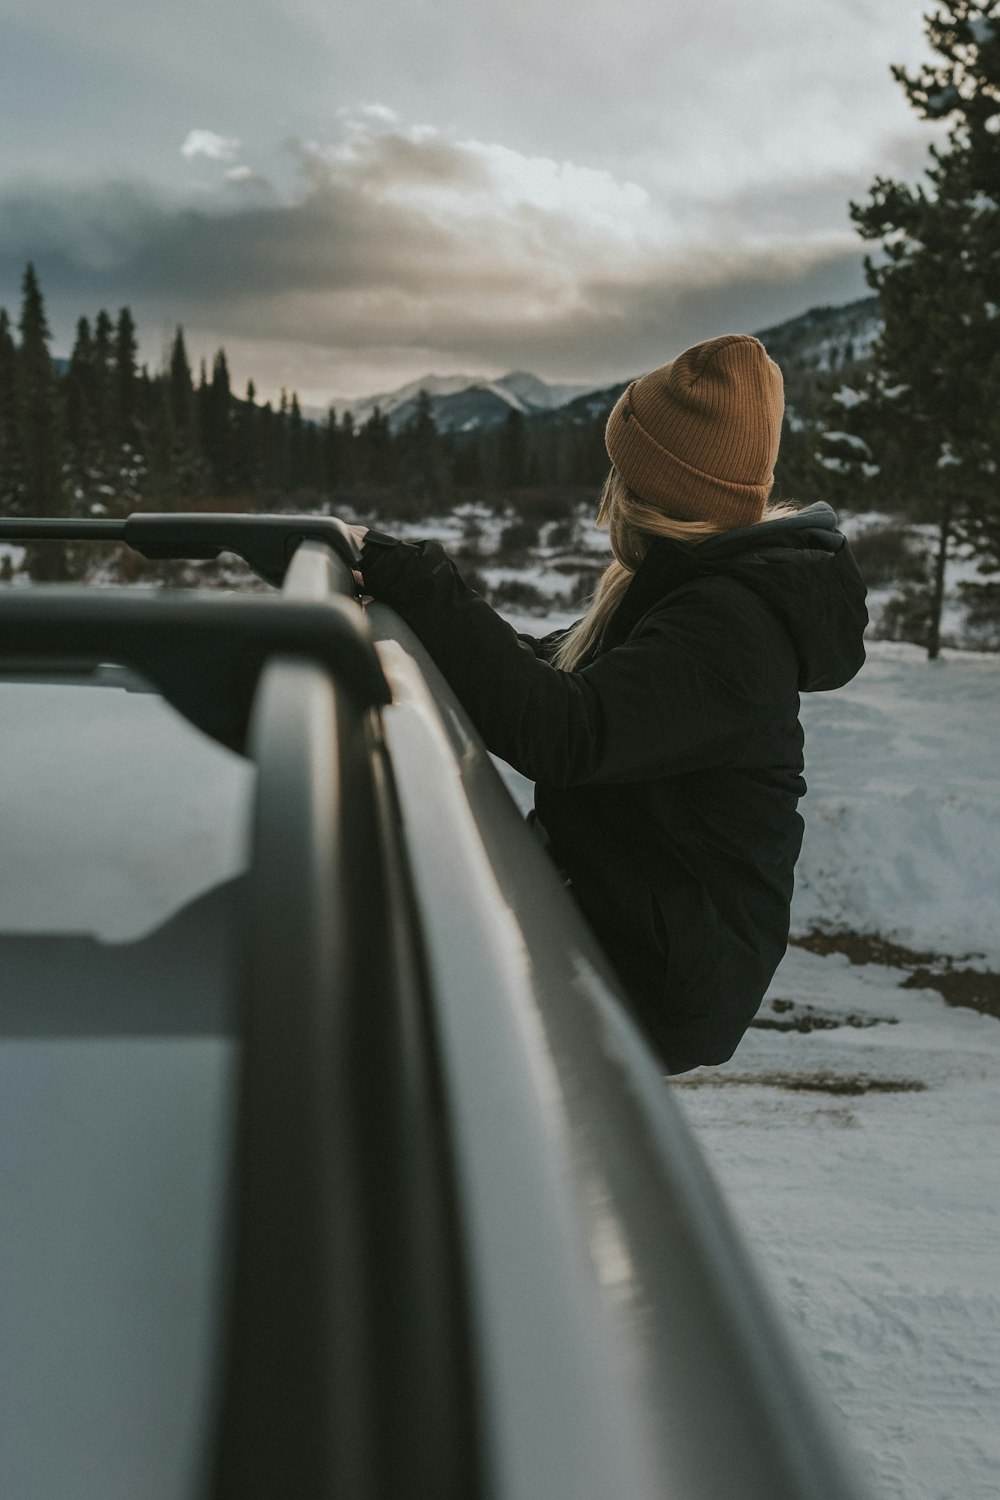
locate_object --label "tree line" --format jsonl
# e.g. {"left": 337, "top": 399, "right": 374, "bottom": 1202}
{"left": 0, "top": 267, "right": 612, "bottom": 539}
{"left": 1, "top": 269, "right": 315, "bottom": 520}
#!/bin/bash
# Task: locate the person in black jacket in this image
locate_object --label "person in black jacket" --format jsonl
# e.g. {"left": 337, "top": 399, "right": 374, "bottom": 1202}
{"left": 348, "top": 333, "right": 868, "bottom": 1074}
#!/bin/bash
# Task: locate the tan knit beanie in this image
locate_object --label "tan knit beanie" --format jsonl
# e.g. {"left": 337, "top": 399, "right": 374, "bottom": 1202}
{"left": 604, "top": 333, "right": 784, "bottom": 529}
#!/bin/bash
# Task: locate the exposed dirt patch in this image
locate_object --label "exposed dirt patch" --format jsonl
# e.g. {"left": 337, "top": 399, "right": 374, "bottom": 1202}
{"left": 901, "top": 968, "right": 1000, "bottom": 1021}
{"left": 674, "top": 1070, "right": 926, "bottom": 1096}
{"left": 791, "top": 930, "right": 942, "bottom": 968}
{"left": 752, "top": 997, "right": 898, "bottom": 1033}
{"left": 774, "top": 1073, "right": 925, "bottom": 1096}
{"left": 790, "top": 929, "right": 1000, "bottom": 1022}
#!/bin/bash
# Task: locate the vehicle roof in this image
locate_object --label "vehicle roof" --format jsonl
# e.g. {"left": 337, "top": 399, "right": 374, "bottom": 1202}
{"left": 0, "top": 673, "right": 249, "bottom": 1500}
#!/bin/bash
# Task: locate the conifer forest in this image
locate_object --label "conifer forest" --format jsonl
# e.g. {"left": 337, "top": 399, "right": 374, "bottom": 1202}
{"left": 0, "top": 263, "right": 611, "bottom": 571}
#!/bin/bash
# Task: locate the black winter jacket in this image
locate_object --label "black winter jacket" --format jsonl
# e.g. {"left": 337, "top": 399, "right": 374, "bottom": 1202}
{"left": 359, "top": 502, "right": 868, "bottom": 1073}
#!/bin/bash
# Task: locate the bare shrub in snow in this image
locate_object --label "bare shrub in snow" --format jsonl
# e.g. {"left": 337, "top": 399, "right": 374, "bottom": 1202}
{"left": 958, "top": 581, "right": 1000, "bottom": 650}
{"left": 849, "top": 523, "right": 928, "bottom": 588}
{"left": 487, "top": 576, "right": 547, "bottom": 610}
{"left": 499, "top": 518, "right": 541, "bottom": 555}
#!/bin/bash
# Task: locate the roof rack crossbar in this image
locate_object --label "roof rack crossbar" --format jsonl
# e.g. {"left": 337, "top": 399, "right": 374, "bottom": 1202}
{"left": 0, "top": 588, "right": 389, "bottom": 752}
{"left": 0, "top": 518, "right": 127, "bottom": 542}
{"left": 0, "top": 512, "right": 361, "bottom": 587}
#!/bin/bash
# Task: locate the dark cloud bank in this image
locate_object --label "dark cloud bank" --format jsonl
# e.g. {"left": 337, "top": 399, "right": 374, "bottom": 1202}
{"left": 0, "top": 130, "right": 869, "bottom": 394}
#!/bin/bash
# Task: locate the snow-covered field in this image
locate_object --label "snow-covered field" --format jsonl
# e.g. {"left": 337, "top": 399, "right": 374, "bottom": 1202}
{"left": 496, "top": 627, "right": 1000, "bottom": 1500}
{"left": 674, "top": 641, "right": 1000, "bottom": 1500}
{"left": 674, "top": 944, "right": 1000, "bottom": 1500}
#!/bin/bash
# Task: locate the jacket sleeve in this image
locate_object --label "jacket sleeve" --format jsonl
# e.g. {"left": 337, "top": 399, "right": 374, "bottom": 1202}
{"left": 360, "top": 531, "right": 770, "bottom": 787}
{"left": 515, "top": 623, "right": 579, "bottom": 662}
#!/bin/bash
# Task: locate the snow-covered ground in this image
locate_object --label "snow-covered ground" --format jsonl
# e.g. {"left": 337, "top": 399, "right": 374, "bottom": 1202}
{"left": 495, "top": 629, "right": 1000, "bottom": 1500}
{"left": 675, "top": 640, "right": 1000, "bottom": 1500}
{"left": 673, "top": 945, "right": 1000, "bottom": 1500}
{"left": 790, "top": 641, "right": 1000, "bottom": 960}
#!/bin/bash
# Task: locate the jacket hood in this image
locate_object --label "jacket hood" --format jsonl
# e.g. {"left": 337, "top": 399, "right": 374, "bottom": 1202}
{"left": 605, "top": 502, "right": 868, "bottom": 692}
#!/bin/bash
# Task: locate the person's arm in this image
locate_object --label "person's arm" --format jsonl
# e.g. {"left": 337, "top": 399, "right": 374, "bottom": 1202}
{"left": 359, "top": 531, "right": 770, "bottom": 787}
{"left": 514, "top": 623, "right": 579, "bottom": 662}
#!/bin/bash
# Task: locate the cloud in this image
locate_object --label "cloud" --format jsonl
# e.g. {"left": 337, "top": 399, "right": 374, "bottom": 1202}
{"left": 223, "top": 164, "right": 274, "bottom": 194}
{"left": 181, "top": 128, "right": 242, "bottom": 162}
{"left": 336, "top": 102, "right": 400, "bottom": 125}
{"left": 0, "top": 117, "right": 871, "bottom": 398}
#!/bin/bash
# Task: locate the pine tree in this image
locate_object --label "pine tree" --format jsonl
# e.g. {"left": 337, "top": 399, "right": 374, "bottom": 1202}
{"left": 111, "top": 309, "right": 147, "bottom": 512}
{"left": 827, "top": 1, "right": 1000, "bottom": 656}
{"left": 233, "top": 379, "right": 259, "bottom": 498}
{"left": 64, "top": 317, "right": 94, "bottom": 452}
{"left": 113, "top": 307, "right": 139, "bottom": 450}
{"left": 399, "top": 387, "right": 442, "bottom": 500}
{"left": 146, "top": 381, "right": 183, "bottom": 512}
{"left": 168, "top": 327, "right": 195, "bottom": 440}
{"left": 91, "top": 309, "right": 115, "bottom": 465}
{"left": 14, "top": 265, "right": 68, "bottom": 581}
{"left": 257, "top": 399, "right": 279, "bottom": 496}
{"left": 302, "top": 404, "right": 324, "bottom": 492}
{"left": 17, "top": 265, "right": 63, "bottom": 516}
{"left": 287, "top": 391, "right": 304, "bottom": 493}
{"left": 338, "top": 410, "right": 356, "bottom": 490}
{"left": 274, "top": 388, "right": 291, "bottom": 493}
{"left": 498, "top": 408, "right": 527, "bottom": 490}
{"left": 450, "top": 431, "right": 482, "bottom": 489}
{"left": 195, "top": 357, "right": 211, "bottom": 475}
{"left": 0, "top": 307, "right": 22, "bottom": 515}
{"left": 323, "top": 407, "right": 341, "bottom": 495}
{"left": 205, "top": 349, "right": 233, "bottom": 494}
{"left": 63, "top": 316, "right": 100, "bottom": 516}
{"left": 359, "top": 405, "right": 395, "bottom": 487}
{"left": 163, "top": 328, "right": 207, "bottom": 503}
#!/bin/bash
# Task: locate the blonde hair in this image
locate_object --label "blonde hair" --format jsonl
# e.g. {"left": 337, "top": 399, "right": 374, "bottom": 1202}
{"left": 551, "top": 467, "right": 801, "bottom": 671}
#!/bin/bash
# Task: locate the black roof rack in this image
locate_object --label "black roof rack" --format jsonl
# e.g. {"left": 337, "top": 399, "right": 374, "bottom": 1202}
{"left": 0, "top": 512, "right": 361, "bottom": 587}
{"left": 0, "top": 588, "right": 389, "bottom": 752}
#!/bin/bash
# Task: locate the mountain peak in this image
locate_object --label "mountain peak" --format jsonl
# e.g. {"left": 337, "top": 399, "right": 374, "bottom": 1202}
{"left": 321, "top": 368, "right": 600, "bottom": 432}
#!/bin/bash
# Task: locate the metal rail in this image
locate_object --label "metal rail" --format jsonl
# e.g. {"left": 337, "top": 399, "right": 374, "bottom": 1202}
{"left": 0, "top": 511, "right": 361, "bottom": 586}
{"left": 206, "top": 538, "right": 480, "bottom": 1499}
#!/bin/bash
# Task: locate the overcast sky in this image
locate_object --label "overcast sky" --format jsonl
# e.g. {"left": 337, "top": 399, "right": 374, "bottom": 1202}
{"left": 0, "top": 0, "right": 941, "bottom": 404}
